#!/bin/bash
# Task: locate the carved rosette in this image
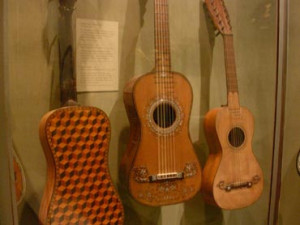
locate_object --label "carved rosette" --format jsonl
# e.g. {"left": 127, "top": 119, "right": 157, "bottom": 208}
{"left": 145, "top": 98, "right": 183, "bottom": 136}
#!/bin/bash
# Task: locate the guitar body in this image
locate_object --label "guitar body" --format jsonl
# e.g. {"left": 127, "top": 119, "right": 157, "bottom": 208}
{"left": 202, "top": 106, "right": 263, "bottom": 209}
{"left": 121, "top": 72, "right": 201, "bottom": 206}
{"left": 39, "top": 106, "right": 124, "bottom": 225}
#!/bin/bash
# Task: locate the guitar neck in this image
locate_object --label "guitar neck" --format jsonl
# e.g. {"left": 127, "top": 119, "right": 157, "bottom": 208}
{"left": 223, "top": 34, "right": 240, "bottom": 108}
{"left": 154, "top": 0, "right": 171, "bottom": 74}
{"left": 59, "top": 0, "right": 78, "bottom": 107}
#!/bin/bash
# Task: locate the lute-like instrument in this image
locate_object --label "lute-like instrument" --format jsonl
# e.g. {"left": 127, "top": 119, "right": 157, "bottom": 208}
{"left": 120, "top": 0, "right": 201, "bottom": 206}
{"left": 39, "top": 0, "right": 124, "bottom": 224}
{"left": 202, "top": 0, "right": 263, "bottom": 209}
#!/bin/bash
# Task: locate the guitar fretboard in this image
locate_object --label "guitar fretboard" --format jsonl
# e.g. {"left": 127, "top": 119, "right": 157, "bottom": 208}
{"left": 59, "top": 0, "right": 77, "bottom": 106}
{"left": 223, "top": 35, "right": 239, "bottom": 94}
{"left": 154, "top": 0, "right": 171, "bottom": 75}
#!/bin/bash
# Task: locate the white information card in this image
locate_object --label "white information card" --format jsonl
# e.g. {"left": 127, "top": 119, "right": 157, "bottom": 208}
{"left": 76, "top": 19, "right": 119, "bottom": 92}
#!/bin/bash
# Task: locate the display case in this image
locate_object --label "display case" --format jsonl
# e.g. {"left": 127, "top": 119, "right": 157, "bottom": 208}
{"left": 0, "top": 0, "right": 298, "bottom": 224}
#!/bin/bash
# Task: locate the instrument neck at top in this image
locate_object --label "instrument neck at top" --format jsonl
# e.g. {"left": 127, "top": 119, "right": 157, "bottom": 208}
{"left": 59, "top": 0, "right": 78, "bottom": 107}
{"left": 154, "top": 0, "right": 171, "bottom": 75}
{"left": 223, "top": 34, "right": 239, "bottom": 109}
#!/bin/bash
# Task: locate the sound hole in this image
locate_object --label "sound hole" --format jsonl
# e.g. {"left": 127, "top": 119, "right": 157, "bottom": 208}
{"left": 153, "top": 103, "right": 176, "bottom": 128}
{"left": 228, "top": 127, "right": 245, "bottom": 148}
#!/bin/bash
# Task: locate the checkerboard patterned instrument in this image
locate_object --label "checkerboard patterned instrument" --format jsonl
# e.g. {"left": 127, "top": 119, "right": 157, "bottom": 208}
{"left": 39, "top": 106, "right": 124, "bottom": 225}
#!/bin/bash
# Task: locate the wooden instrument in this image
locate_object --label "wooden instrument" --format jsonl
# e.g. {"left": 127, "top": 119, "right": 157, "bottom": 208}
{"left": 39, "top": 1, "right": 124, "bottom": 224}
{"left": 120, "top": 0, "right": 201, "bottom": 206}
{"left": 13, "top": 150, "right": 26, "bottom": 205}
{"left": 202, "top": 0, "right": 263, "bottom": 209}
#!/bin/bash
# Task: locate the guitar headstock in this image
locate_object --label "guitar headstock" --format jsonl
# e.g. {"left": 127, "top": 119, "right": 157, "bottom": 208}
{"left": 204, "top": 0, "right": 232, "bottom": 35}
{"left": 59, "top": 0, "right": 77, "bottom": 13}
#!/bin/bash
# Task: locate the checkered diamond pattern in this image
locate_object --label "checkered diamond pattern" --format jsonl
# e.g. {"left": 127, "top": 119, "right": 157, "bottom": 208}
{"left": 44, "top": 106, "right": 124, "bottom": 225}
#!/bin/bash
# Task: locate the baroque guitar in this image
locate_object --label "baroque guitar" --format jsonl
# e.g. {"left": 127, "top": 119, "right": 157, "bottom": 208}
{"left": 39, "top": 0, "right": 124, "bottom": 224}
{"left": 202, "top": 0, "right": 263, "bottom": 209}
{"left": 120, "top": 0, "right": 201, "bottom": 206}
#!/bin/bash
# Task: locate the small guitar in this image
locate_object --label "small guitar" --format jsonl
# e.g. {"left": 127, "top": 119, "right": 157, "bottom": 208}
{"left": 120, "top": 0, "right": 201, "bottom": 206}
{"left": 202, "top": 0, "right": 263, "bottom": 209}
{"left": 39, "top": 0, "right": 124, "bottom": 224}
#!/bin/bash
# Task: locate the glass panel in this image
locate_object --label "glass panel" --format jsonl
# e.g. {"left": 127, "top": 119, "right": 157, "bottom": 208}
{"left": 182, "top": 0, "right": 277, "bottom": 224}
{"left": 7, "top": 0, "right": 277, "bottom": 224}
{"left": 280, "top": 0, "right": 300, "bottom": 224}
{"left": 0, "top": 0, "right": 18, "bottom": 223}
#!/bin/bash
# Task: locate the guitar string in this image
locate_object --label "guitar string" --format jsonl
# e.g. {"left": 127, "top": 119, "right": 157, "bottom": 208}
{"left": 155, "top": 0, "right": 161, "bottom": 175}
{"left": 160, "top": 0, "right": 167, "bottom": 175}
{"left": 157, "top": 0, "right": 162, "bottom": 175}
{"left": 230, "top": 36, "right": 242, "bottom": 186}
{"left": 164, "top": 0, "right": 170, "bottom": 174}
{"left": 159, "top": 0, "right": 165, "bottom": 175}
{"left": 159, "top": 1, "right": 168, "bottom": 173}
{"left": 166, "top": 0, "right": 176, "bottom": 174}
{"left": 165, "top": 0, "right": 172, "bottom": 173}
{"left": 227, "top": 35, "right": 242, "bottom": 186}
{"left": 163, "top": 0, "right": 169, "bottom": 175}
{"left": 164, "top": 0, "right": 175, "bottom": 174}
{"left": 162, "top": 0, "right": 172, "bottom": 175}
{"left": 216, "top": 1, "right": 242, "bottom": 187}
{"left": 158, "top": 0, "right": 167, "bottom": 175}
{"left": 162, "top": 0, "right": 170, "bottom": 174}
{"left": 225, "top": 35, "right": 237, "bottom": 186}
{"left": 165, "top": 0, "right": 171, "bottom": 175}
{"left": 227, "top": 36, "right": 234, "bottom": 185}
{"left": 217, "top": 1, "right": 236, "bottom": 186}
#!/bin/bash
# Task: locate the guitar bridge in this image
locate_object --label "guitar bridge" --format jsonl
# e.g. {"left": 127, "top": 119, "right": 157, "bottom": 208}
{"left": 149, "top": 172, "right": 184, "bottom": 182}
{"left": 133, "top": 163, "right": 197, "bottom": 183}
{"left": 218, "top": 175, "right": 261, "bottom": 192}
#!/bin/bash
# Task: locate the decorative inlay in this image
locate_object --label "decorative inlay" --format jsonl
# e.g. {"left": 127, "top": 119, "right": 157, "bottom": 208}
{"left": 146, "top": 98, "right": 183, "bottom": 136}
{"left": 136, "top": 181, "right": 195, "bottom": 204}
{"left": 157, "top": 181, "right": 178, "bottom": 193}
{"left": 42, "top": 107, "right": 124, "bottom": 224}
{"left": 133, "top": 166, "right": 149, "bottom": 183}
{"left": 184, "top": 162, "right": 198, "bottom": 178}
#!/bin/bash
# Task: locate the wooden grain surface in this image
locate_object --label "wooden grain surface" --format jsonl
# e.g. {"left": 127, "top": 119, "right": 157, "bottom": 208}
{"left": 202, "top": 106, "right": 263, "bottom": 209}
